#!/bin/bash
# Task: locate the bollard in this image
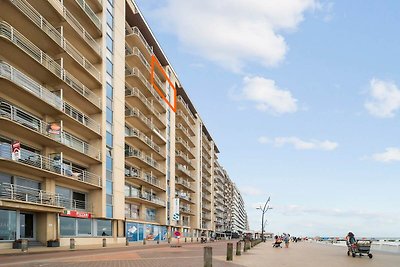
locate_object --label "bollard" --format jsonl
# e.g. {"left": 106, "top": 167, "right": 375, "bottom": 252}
{"left": 143, "top": 238, "right": 146, "bottom": 245}
{"left": 21, "top": 239, "right": 28, "bottom": 252}
{"left": 168, "top": 237, "right": 171, "bottom": 244}
{"left": 126, "top": 238, "right": 129, "bottom": 246}
{"left": 236, "top": 241, "right": 242, "bottom": 256}
{"left": 191, "top": 237, "right": 193, "bottom": 242}
{"left": 185, "top": 237, "right": 187, "bottom": 243}
{"left": 70, "top": 238, "right": 75, "bottom": 250}
{"left": 157, "top": 240, "right": 160, "bottom": 244}
{"left": 226, "top": 243, "right": 233, "bottom": 261}
{"left": 102, "top": 238, "right": 106, "bottom": 247}
{"left": 243, "top": 241, "right": 248, "bottom": 252}
{"left": 197, "top": 237, "right": 199, "bottom": 242}
{"left": 245, "top": 240, "right": 251, "bottom": 251}
{"left": 204, "top": 246, "right": 212, "bottom": 267}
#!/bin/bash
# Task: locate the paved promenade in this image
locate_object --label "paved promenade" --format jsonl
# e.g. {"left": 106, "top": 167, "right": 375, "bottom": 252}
{"left": 0, "top": 240, "right": 399, "bottom": 267}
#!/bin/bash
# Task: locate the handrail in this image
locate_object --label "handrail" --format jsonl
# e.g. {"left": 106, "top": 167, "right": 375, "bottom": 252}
{"left": 175, "top": 177, "right": 192, "bottom": 189}
{"left": 177, "top": 123, "right": 194, "bottom": 143}
{"left": 0, "top": 61, "right": 100, "bottom": 134}
{"left": 177, "top": 110, "right": 195, "bottom": 133}
{"left": 126, "top": 188, "right": 165, "bottom": 206}
{"left": 0, "top": 144, "right": 102, "bottom": 187}
{"left": 125, "top": 43, "right": 165, "bottom": 91}
{"left": 177, "top": 95, "right": 195, "bottom": 121}
{"left": 125, "top": 26, "right": 153, "bottom": 55}
{"left": 52, "top": 0, "right": 101, "bottom": 55}
{"left": 11, "top": 0, "right": 100, "bottom": 80}
{"left": 73, "top": 0, "right": 102, "bottom": 31}
{"left": 176, "top": 150, "right": 191, "bottom": 165}
{"left": 125, "top": 165, "right": 165, "bottom": 190}
{"left": 125, "top": 85, "right": 164, "bottom": 123}
{"left": 125, "top": 125, "right": 164, "bottom": 157}
{"left": 125, "top": 145, "right": 164, "bottom": 174}
{"left": 125, "top": 106, "right": 163, "bottom": 137}
{"left": 125, "top": 66, "right": 167, "bottom": 110}
{"left": 0, "top": 101, "right": 100, "bottom": 160}
{"left": 0, "top": 21, "right": 101, "bottom": 108}
{"left": 176, "top": 163, "right": 192, "bottom": 178}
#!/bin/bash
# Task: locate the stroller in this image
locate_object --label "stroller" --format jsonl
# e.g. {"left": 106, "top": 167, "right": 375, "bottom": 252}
{"left": 273, "top": 236, "right": 283, "bottom": 248}
{"left": 347, "top": 240, "right": 373, "bottom": 258}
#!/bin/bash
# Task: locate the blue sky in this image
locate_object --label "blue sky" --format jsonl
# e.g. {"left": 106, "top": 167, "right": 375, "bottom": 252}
{"left": 135, "top": 0, "right": 400, "bottom": 237}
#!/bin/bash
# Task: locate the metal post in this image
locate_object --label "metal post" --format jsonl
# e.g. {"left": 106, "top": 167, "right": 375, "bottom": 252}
{"left": 102, "top": 238, "right": 106, "bottom": 247}
{"left": 143, "top": 238, "right": 146, "bottom": 245}
{"left": 126, "top": 238, "right": 129, "bottom": 246}
{"left": 204, "top": 246, "right": 212, "bottom": 267}
{"left": 70, "top": 238, "right": 75, "bottom": 249}
{"left": 236, "top": 241, "right": 242, "bottom": 256}
{"left": 21, "top": 239, "right": 28, "bottom": 252}
{"left": 226, "top": 243, "right": 233, "bottom": 261}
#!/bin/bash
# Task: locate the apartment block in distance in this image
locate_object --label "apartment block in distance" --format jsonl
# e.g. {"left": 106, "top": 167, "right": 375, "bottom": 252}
{"left": 0, "top": 0, "right": 248, "bottom": 248}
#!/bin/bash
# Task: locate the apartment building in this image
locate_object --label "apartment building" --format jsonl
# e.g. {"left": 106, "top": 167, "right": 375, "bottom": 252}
{"left": 0, "top": 0, "right": 247, "bottom": 248}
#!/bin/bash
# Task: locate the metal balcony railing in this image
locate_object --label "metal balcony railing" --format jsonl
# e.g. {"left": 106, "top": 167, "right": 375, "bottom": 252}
{"left": 11, "top": 0, "right": 100, "bottom": 80}
{"left": 125, "top": 85, "right": 163, "bottom": 123}
{"left": 176, "top": 192, "right": 193, "bottom": 203}
{"left": 125, "top": 66, "right": 167, "bottom": 110}
{"left": 176, "top": 163, "right": 191, "bottom": 178}
{"left": 176, "top": 110, "right": 195, "bottom": 133}
{"left": 126, "top": 189, "right": 165, "bottom": 207}
{"left": 175, "top": 177, "right": 192, "bottom": 190}
{"left": 125, "top": 165, "right": 165, "bottom": 190}
{"left": 125, "top": 26, "right": 153, "bottom": 56}
{"left": 0, "top": 61, "right": 100, "bottom": 134}
{"left": 202, "top": 213, "right": 211, "bottom": 220}
{"left": 66, "top": 0, "right": 102, "bottom": 31}
{"left": 125, "top": 107, "right": 163, "bottom": 137}
{"left": 177, "top": 96, "right": 195, "bottom": 121}
{"left": 176, "top": 123, "right": 193, "bottom": 142}
{"left": 125, "top": 126, "right": 163, "bottom": 156}
{"left": 125, "top": 44, "right": 165, "bottom": 91}
{"left": 180, "top": 206, "right": 193, "bottom": 214}
{"left": 176, "top": 150, "right": 191, "bottom": 164}
{"left": 57, "top": 196, "right": 91, "bottom": 211}
{"left": 0, "top": 144, "right": 102, "bottom": 187}
{"left": 202, "top": 194, "right": 211, "bottom": 202}
{"left": 175, "top": 137, "right": 193, "bottom": 155}
{"left": 125, "top": 145, "right": 164, "bottom": 174}
{"left": 0, "top": 21, "right": 101, "bottom": 108}
{"left": 0, "top": 102, "right": 100, "bottom": 160}
{"left": 52, "top": 0, "right": 101, "bottom": 55}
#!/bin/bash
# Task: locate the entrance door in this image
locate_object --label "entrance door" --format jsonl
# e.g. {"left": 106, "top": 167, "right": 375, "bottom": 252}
{"left": 20, "top": 213, "right": 34, "bottom": 239}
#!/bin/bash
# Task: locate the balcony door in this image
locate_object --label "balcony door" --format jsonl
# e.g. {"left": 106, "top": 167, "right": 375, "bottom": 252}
{"left": 20, "top": 212, "right": 35, "bottom": 239}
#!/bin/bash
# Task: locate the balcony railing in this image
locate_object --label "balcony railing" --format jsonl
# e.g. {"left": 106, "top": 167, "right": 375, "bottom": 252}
{"left": 175, "top": 137, "right": 193, "bottom": 154}
{"left": 177, "top": 95, "right": 195, "bottom": 121}
{"left": 125, "top": 165, "right": 165, "bottom": 190}
{"left": 180, "top": 206, "right": 193, "bottom": 214}
{"left": 11, "top": 0, "right": 100, "bottom": 80}
{"left": 125, "top": 146, "right": 164, "bottom": 174}
{"left": 125, "top": 66, "right": 167, "bottom": 107}
{"left": 125, "top": 126, "right": 163, "bottom": 157}
{"left": 176, "top": 163, "right": 192, "bottom": 178}
{"left": 175, "top": 177, "right": 192, "bottom": 190}
{"left": 202, "top": 194, "right": 211, "bottom": 202}
{"left": 176, "top": 123, "right": 193, "bottom": 142}
{"left": 0, "top": 61, "right": 100, "bottom": 134}
{"left": 125, "top": 85, "right": 163, "bottom": 123}
{"left": 69, "top": 0, "right": 102, "bottom": 31}
{"left": 0, "top": 21, "right": 101, "bottom": 108}
{"left": 125, "top": 26, "right": 153, "bottom": 55}
{"left": 126, "top": 189, "right": 165, "bottom": 207}
{"left": 176, "top": 110, "right": 195, "bottom": 133}
{"left": 176, "top": 150, "right": 191, "bottom": 165}
{"left": 53, "top": 0, "right": 101, "bottom": 55}
{"left": 202, "top": 213, "right": 211, "bottom": 220}
{"left": 0, "top": 144, "right": 101, "bottom": 187}
{"left": 0, "top": 182, "right": 91, "bottom": 211}
{"left": 125, "top": 44, "right": 165, "bottom": 91}
{"left": 0, "top": 102, "right": 100, "bottom": 160}
{"left": 125, "top": 107, "right": 163, "bottom": 137}
{"left": 176, "top": 192, "right": 193, "bottom": 203}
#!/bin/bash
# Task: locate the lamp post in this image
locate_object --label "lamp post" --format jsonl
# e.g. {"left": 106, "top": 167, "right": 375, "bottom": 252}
{"left": 256, "top": 196, "right": 272, "bottom": 242}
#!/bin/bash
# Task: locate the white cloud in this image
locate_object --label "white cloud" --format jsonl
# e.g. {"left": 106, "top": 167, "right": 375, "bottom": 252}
{"left": 365, "top": 79, "right": 400, "bottom": 118}
{"left": 372, "top": 147, "right": 400, "bottom": 163}
{"left": 258, "top": 136, "right": 338, "bottom": 151}
{"left": 242, "top": 76, "right": 298, "bottom": 114}
{"left": 153, "top": 0, "right": 320, "bottom": 71}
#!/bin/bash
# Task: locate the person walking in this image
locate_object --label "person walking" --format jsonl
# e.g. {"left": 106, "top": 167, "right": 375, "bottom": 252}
{"left": 283, "top": 233, "right": 290, "bottom": 248}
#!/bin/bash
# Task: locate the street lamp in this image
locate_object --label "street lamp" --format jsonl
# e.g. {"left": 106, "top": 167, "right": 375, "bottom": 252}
{"left": 256, "top": 196, "right": 272, "bottom": 242}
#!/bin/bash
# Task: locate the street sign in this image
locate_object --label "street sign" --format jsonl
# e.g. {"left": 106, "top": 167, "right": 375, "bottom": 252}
{"left": 174, "top": 231, "right": 181, "bottom": 238}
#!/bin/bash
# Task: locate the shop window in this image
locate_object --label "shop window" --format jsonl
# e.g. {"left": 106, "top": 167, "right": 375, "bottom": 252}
{"left": 60, "top": 216, "right": 75, "bottom": 236}
{"left": 77, "top": 218, "right": 91, "bottom": 235}
{"left": 0, "top": 209, "right": 16, "bottom": 240}
{"left": 97, "top": 219, "right": 112, "bottom": 236}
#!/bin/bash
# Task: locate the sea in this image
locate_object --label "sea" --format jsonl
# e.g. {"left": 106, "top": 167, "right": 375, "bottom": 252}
{"left": 317, "top": 238, "right": 400, "bottom": 254}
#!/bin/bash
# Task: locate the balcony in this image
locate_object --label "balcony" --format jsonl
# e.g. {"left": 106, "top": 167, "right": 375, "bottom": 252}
{"left": 0, "top": 21, "right": 101, "bottom": 112}
{"left": 125, "top": 26, "right": 153, "bottom": 60}
{"left": 125, "top": 146, "right": 165, "bottom": 175}
{"left": 125, "top": 126, "right": 165, "bottom": 160}
{"left": 63, "top": 0, "right": 102, "bottom": 36}
{"left": 176, "top": 110, "right": 195, "bottom": 135}
{"left": 175, "top": 150, "right": 193, "bottom": 168}
{"left": 0, "top": 61, "right": 101, "bottom": 137}
{"left": 0, "top": 144, "right": 101, "bottom": 188}
{"left": 125, "top": 189, "right": 165, "bottom": 208}
{"left": 176, "top": 123, "right": 195, "bottom": 146}
{"left": 176, "top": 192, "right": 195, "bottom": 204}
{"left": 175, "top": 177, "right": 194, "bottom": 193}
{"left": 202, "top": 212, "right": 211, "bottom": 221}
{"left": 125, "top": 165, "right": 165, "bottom": 192}
{"left": 0, "top": 102, "right": 100, "bottom": 164}
{"left": 202, "top": 193, "right": 212, "bottom": 203}
{"left": 7, "top": 0, "right": 101, "bottom": 86}
{"left": 125, "top": 85, "right": 165, "bottom": 129}
{"left": 177, "top": 96, "right": 195, "bottom": 122}
{"left": 125, "top": 66, "right": 166, "bottom": 112}
{"left": 175, "top": 163, "right": 194, "bottom": 181}
{"left": 180, "top": 206, "right": 195, "bottom": 216}
{"left": 175, "top": 137, "right": 195, "bottom": 159}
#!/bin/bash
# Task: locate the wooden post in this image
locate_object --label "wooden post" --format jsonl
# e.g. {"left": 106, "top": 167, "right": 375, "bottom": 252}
{"left": 226, "top": 243, "right": 233, "bottom": 261}
{"left": 204, "top": 246, "right": 212, "bottom": 267}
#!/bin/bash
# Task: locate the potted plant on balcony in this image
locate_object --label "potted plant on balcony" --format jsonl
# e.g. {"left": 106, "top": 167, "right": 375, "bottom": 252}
{"left": 47, "top": 239, "right": 60, "bottom": 247}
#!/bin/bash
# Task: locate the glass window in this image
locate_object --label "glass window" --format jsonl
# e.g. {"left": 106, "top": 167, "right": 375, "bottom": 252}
{"left": 0, "top": 209, "right": 16, "bottom": 240}
{"left": 97, "top": 219, "right": 112, "bottom": 236}
{"left": 106, "top": 132, "right": 113, "bottom": 147}
{"left": 77, "top": 218, "right": 91, "bottom": 235}
{"left": 106, "top": 194, "right": 113, "bottom": 205}
{"left": 0, "top": 172, "right": 11, "bottom": 184}
{"left": 131, "top": 204, "right": 139, "bottom": 219}
{"left": 56, "top": 186, "right": 71, "bottom": 198}
{"left": 106, "top": 170, "right": 112, "bottom": 181}
{"left": 106, "top": 34, "right": 113, "bottom": 53}
{"left": 146, "top": 208, "right": 156, "bottom": 221}
{"left": 106, "top": 205, "right": 113, "bottom": 218}
{"left": 106, "top": 155, "right": 112, "bottom": 171}
{"left": 106, "top": 10, "right": 113, "bottom": 28}
{"left": 124, "top": 184, "right": 130, "bottom": 197}
{"left": 106, "top": 97, "right": 113, "bottom": 110}
{"left": 15, "top": 177, "right": 40, "bottom": 189}
{"left": 106, "top": 107, "right": 113, "bottom": 123}
{"left": 60, "top": 216, "right": 75, "bottom": 236}
{"left": 106, "top": 83, "right": 113, "bottom": 99}
{"left": 106, "top": 180, "right": 113, "bottom": 195}
{"left": 106, "top": 58, "right": 113, "bottom": 76}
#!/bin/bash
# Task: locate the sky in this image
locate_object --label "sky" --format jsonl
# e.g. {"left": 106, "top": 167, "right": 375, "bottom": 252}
{"left": 134, "top": 0, "right": 400, "bottom": 237}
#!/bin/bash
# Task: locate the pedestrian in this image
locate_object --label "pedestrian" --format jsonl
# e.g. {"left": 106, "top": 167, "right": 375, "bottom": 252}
{"left": 284, "top": 233, "right": 290, "bottom": 248}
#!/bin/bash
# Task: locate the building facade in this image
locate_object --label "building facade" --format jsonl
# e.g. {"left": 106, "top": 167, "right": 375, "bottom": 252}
{"left": 0, "top": 0, "right": 247, "bottom": 248}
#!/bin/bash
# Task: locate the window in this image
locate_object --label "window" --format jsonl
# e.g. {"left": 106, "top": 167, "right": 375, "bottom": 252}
{"left": 106, "top": 9, "right": 113, "bottom": 28}
{"left": 77, "top": 218, "right": 91, "bottom": 235}
{"left": 106, "top": 34, "right": 113, "bottom": 53}
{"left": 0, "top": 209, "right": 16, "bottom": 240}
{"left": 106, "top": 205, "right": 113, "bottom": 218}
{"left": 106, "top": 83, "right": 113, "bottom": 99}
{"left": 60, "top": 217, "right": 76, "bottom": 236}
{"left": 106, "top": 107, "right": 113, "bottom": 123}
{"left": 106, "top": 154, "right": 113, "bottom": 171}
{"left": 0, "top": 172, "right": 11, "bottom": 184}
{"left": 106, "top": 180, "right": 113, "bottom": 195}
{"left": 146, "top": 208, "right": 156, "bottom": 221}
{"left": 106, "top": 132, "right": 113, "bottom": 147}
{"left": 15, "top": 177, "right": 40, "bottom": 189}
{"left": 96, "top": 220, "right": 112, "bottom": 236}
{"left": 106, "top": 58, "right": 113, "bottom": 76}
